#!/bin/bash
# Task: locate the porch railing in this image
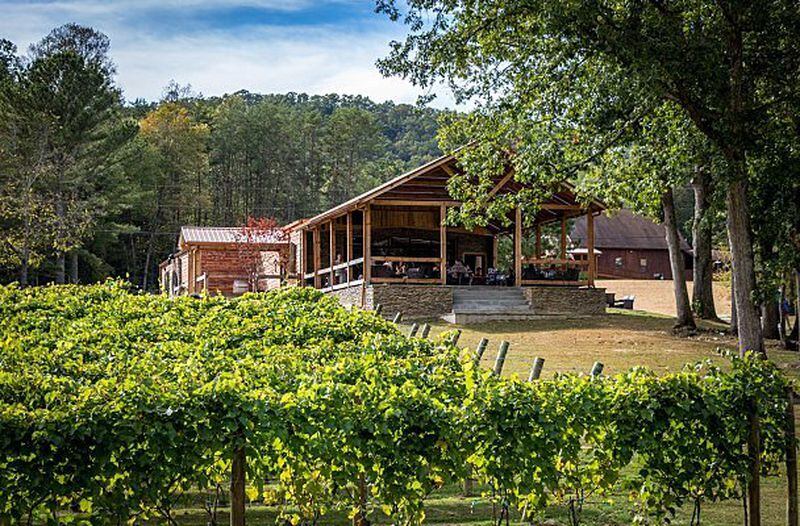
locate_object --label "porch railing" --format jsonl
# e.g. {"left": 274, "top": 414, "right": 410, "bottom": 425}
{"left": 370, "top": 256, "right": 442, "bottom": 284}
{"left": 520, "top": 258, "right": 589, "bottom": 286}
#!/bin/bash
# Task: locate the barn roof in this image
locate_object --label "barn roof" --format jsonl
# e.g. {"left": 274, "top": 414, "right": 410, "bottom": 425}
{"left": 180, "top": 226, "right": 288, "bottom": 246}
{"left": 571, "top": 209, "right": 691, "bottom": 252}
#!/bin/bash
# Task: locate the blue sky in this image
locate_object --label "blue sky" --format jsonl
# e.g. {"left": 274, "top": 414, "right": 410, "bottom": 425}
{"left": 0, "top": 0, "right": 450, "bottom": 105}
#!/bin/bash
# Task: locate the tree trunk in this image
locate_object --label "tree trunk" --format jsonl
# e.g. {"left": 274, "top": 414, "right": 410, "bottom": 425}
{"left": 726, "top": 178, "right": 764, "bottom": 355}
{"left": 762, "top": 299, "right": 780, "bottom": 340}
{"left": 662, "top": 187, "right": 696, "bottom": 330}
{"left": 55, "top": 251, "right": 66, "bottom": 284}
{"left": 19, "top": 246, "right": 29, "bottom": 286}
{"left": 70, "top": 250, "right": 79, "bottom": 284}
{"left": 230, "top": 446, "right": 246, "bottom": 526}
{"left": 691, "top": 171, "right": 718, "bottom": 319}
{"left": 731, "top": 277, "right": 738, "bottom": 334}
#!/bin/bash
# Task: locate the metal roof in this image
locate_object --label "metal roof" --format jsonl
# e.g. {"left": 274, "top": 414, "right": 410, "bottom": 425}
{"left": 571, "top": 209, "right": 691, "bottom": 252}
{"left": 179, "top": 226, "right": 288, "bottom": 246}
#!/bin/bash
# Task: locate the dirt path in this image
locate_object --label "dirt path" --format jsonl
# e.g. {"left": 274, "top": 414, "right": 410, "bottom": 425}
{"left": 598, "top": 279, "right": 731, "bottom": 318}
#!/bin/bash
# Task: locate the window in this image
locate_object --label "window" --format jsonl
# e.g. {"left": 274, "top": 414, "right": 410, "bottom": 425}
{"left": 640, "top": 258, "right": 648, "bottom": 267}
{"left": 614, "top": 257, "right": 623, "bottom": 268}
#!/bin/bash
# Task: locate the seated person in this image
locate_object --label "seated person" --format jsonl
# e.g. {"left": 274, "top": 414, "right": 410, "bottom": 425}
{"left": 448, "top": 260, "right": 472, "bottom": 285}
{"left": 395, "top": 262, "right": 407, "bottom": 277}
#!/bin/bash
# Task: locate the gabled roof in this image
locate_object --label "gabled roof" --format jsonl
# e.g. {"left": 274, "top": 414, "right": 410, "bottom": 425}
{"left": 296, "top": 152, "right": 606, "bottom": 230}
{"left": 180, "top": 226, "right": 288, "bottom": 246}
{"left": 571, "top": 209, "right": 691, "bottom": 252}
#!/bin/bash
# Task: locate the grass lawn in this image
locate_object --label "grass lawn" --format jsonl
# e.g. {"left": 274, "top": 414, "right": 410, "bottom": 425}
{"left": 168, "top": 308, "right": 799, "bottom": 525}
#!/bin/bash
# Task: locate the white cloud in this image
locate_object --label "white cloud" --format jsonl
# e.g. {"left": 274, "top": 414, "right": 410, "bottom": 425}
{"left": 0, "top": 0, "right": 459, "bottom": 108}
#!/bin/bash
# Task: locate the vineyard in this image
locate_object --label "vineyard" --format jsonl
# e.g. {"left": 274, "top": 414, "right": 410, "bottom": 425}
{"left": 0, "top": 282, "right": 795, "bottom": 525}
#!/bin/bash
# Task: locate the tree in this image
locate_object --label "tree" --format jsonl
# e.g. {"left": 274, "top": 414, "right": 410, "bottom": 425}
{"left": 134, "top": 102, "right": 209, "bottom": 290}
{"left": 378, "top": 0, "right": 800, "bottom": 355}
{"left": 0, "top": 25, "right": 126, "bottom": 284}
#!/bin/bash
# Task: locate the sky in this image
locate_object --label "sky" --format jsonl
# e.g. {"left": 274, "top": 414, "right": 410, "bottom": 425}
{"left": 0, "top": 0, "right": 452, "bottom": 106}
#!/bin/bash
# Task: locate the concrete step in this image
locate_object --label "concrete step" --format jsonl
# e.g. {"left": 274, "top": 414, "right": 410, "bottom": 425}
{"left": 442, "top": 312, "right": 543, "bottom": 324}
{"left": 452, "top": 306, "right": 532, "bottom": 314}
{"left": 453, "top": 298, "right": 528, "bottom": 306}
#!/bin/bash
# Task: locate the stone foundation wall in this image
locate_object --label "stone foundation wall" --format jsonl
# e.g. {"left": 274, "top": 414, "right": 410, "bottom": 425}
{"left": 327, "top": 284, "right": 365, "bottom": 310}
{"left": 524, "top": 286, "right": 607, "bottom": 315}
{"left": 368, "top": 285, "right": 453, "bottom": 320}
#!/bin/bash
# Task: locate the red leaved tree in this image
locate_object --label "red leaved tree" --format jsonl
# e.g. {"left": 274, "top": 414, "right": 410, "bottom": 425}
{"left": 234, "top": 217, "right": 289, "bottom": 293}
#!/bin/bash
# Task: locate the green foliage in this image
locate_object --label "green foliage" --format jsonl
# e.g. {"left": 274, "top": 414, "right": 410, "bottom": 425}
{"left": 0, "top": 282, "right": 793, "bottom": 524}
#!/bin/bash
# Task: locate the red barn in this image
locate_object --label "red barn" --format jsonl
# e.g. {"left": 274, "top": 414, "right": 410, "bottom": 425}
{"left": 159, "top": 226, "right": 292, "bottom": 297}
{"left": 570, "top": 209, "right": 692, "bottom": 280}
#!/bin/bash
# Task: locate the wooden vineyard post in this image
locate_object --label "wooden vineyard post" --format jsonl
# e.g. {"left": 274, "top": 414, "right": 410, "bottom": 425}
{"left": 493, "top": 341, "right": 510, "bottom": 376}
{"left": 748, "top": 399, "right": 762, "bottom": 526}
{"left": 590, "top": 362, "right": 604, "bottom": 378}
{"left": 420, "top": 323, "right": 431, "bottom": 339}
{"left": 787, "top": 387, "right": 798, "bottom": 526}
{"left": 409, "top": 323, "right": 419, "bottom": 337}
{"left": 473, "top": 337, "right": 489, "bottom": 363}
{"left": 528, "top": 357, "right": 545, "bottom": 381}
{"left": 230, "top": 445, "right": 246, "bottom": 526}
{"left": 392, "top": 312, "right": 402, "bottom": 324}
{"left": 450, "top": 329, "right": 462, "bottom": 346}
{"left": 374, "top": 304, "right": 383, "bottom": 315}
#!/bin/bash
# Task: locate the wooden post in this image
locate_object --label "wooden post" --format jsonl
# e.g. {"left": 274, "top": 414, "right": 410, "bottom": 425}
{"left": 329, "top": 220, "right": 335, "bottom": 288}
{"left": 300, "top": 230, "right": 307, "bottom": 287}
{"left": 364, "top": 206, "right": 372, "bottom": 285}
{"left": 230, "top": 445, "right": 246, "bottom": 526}
{"left": 392, "top": 312, "right": 402, "bottom": 324}
{"left": 590, "top": 361, "right": 604, "bottom": 377}
{"left": 474, "top": 337, "right": 489, "bottom": 363}
{"left": 560, "top": 217, "right": 567, "bottom": 270}
{"left": 528, "top": 357, "right": 545, "bottom": 381}
{"left": 421, "top": 323, "right": 431, "bottom": 339}
{"left": 493, "top": 341, "right": 510, "bottom": 375}
{"left": 786, "top": 387, "right": 798, "bottom": 526}
{"left": 450, "top": 329, "right": 462, "bottom": 346}
{"left": 374, "top": 304, "right": 383, "bottom": 315}
{"left": 346, "top": 212, "right": 353, "bottom": 284}
{"left": 313, "top": 228, "right": 321, "bottom": 289}
{"left": 514, "top": 208, "right": 522, "bottom": 287}
{"left": 587, "top": 211, "right": 596, "bottom": 287}
{"left": 748, "top": 399, "right": 762, "bottom": 526}
{"left": 409, "top": 323, "right": 419, "bottom": 337}
{"left": 440, "top": 204, "right": 447, "bottom": 285}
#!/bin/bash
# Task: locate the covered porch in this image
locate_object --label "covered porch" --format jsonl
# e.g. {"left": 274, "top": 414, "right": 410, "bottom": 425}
{"left": 294, "top": 156, "right": 602, "bottom": 292}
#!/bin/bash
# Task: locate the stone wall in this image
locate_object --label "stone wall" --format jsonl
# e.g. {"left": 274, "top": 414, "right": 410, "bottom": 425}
{"left": 327, "top": 284, "right": 365, "bottom": 310}
{"left": 524, "top": 286, "right": 607, "bottom": 315}
{"left": 368, "top": 285, "right": 454, "bottom": 319}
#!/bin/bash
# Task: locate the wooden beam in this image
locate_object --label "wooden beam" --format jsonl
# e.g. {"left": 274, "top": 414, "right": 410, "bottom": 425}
{"left": 371, "top": 256, "right": 442, "bottom": 263}
{"left": 300, "top": 230, "right": 307, "bottom": 286}
{"left": 521, "top": 280, "right": 589, "bottom": 287}
{"left": 514, "top": 207, "right": 522, "bottom": 287}
{"left": 440, "top": 204, "right": 447, "bottom": 285}
{"left": 346, "top": 213, "right": 352, "bottom": 284}
{"left": 313, "top": 227, "right": 321, "bottom": 289}
{"left": 441, "top": 163, "right": 456, "bottom": 177}
{"left": 587, "top": 211, "right": 596, "bottom": 287}
{"left": 329, "top": 220, "right": 335, "bottom": 288}
{"left": 541, "top": 203, "right": 584, "bottom": 210}
{"left": 487, "top": 169, "right": 515, "bottom": 198}
{"left": 371, "top": 277, "right": 442, "bottom": 285}
{"left": 560, "top": 216, "right": 567, "bottom": 269}
{"left": 373, "top": 199, "right": 460, "bottom": 207}
{"left": 364, "top": 206, "right": 372, "bottom": 284}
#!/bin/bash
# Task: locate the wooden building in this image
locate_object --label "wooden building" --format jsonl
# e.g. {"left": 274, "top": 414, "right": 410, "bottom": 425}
{"left": 570, "top": 209, "right": 692, "bottom": 280}
{"left": 159, "top": 226, "right": 291, "bottom": 297}
{"left": 288, "top": 153, "right": 608, "bottom": 321}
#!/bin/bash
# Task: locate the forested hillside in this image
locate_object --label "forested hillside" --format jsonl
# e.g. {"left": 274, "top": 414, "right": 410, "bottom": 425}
{"left": 0, "top": 25, "right": 443, "bottom": 289}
